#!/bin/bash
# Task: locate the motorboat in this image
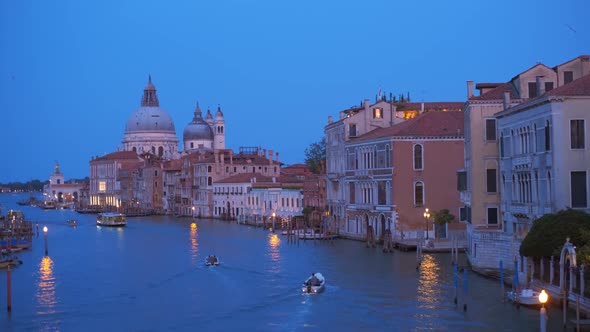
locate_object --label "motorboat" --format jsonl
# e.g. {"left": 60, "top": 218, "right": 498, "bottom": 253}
{"left": 506, "top": 288, "right": 543, "bottom": 306}
{"left": 97, "top": 212, "right": 126, "bottom": 227}
{"left": 302, "top": 272, "right": 326, "bottom": 294}
{"left": 66, "top": 219, "right": 78, "bottom": 227}
{"left": 205, "top": 255, "right": 220, "bottom": 266}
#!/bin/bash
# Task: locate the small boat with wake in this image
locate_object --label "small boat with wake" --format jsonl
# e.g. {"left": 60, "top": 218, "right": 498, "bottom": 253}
{"left": 66, "top": 219, "right": 78, "bottom": 227}
{"left": 506, "top": 288, "right": 543, "bottom": 306}
{"left": 302, "top": 272, "right": 325, "bottom": 294}
{"left": 205, "top": 255, "right": 220, "bottom": 266}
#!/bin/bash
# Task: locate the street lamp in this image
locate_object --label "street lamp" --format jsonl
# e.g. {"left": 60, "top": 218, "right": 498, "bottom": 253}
{"left": 272, "top": 212, "right": 276, "bottom": 232}
{"left": 539, "top": 289, "right": 548, "bottom": 332}
{"left": 43, "top": 226, "right": 48, "bottom": 256}
{"left": 192, "top": 206, "right": 195, "bottom": 218}
{"left": 423, "top": 208, "right": 431, "bottom": 240}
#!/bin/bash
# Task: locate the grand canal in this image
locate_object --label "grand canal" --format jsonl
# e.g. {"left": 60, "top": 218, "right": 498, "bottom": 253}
{"left": 0, "top": 193, "right": 571, "bottom": 331}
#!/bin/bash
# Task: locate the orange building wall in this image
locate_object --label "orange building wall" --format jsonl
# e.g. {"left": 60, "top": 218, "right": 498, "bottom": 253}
{"left": 392, "top": 140, "right": 465, "bottom": 233}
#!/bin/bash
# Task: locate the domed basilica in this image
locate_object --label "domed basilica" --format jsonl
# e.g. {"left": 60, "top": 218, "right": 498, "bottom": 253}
{"left": 121, "top": 76, "right": 225, "bottom": 158}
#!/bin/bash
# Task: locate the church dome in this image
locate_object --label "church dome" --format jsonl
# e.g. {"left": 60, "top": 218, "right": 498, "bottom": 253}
{"left": 183, "top": 103, "right": 214, "bottom": 141}
{"left": 124, "top": 76, "right": 176, "bottom": 134}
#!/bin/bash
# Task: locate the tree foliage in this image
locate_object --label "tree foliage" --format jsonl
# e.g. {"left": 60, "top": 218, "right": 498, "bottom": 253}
{"left": 432, "top": 209, "right": 455, "bottom": 226}
{"left": 520, "top": 209, "right": 590, "bottom": 264}
{"left": 0, "top": 179, "right": 48, "bottom": 191}
{"left": 304, "top": 138, "right": 326, "bottom": 174}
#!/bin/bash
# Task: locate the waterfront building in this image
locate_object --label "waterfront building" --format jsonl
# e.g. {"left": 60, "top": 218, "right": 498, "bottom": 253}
{"left": 325, "top": 99, "right": 404, "bottom": 236}
{"left": 89, "top": 151, "right": 144, "bottom": 208}
{"left": 132, "top": 153, "right": 165, "bottom": 214}
{"left": 43, "top": 162, "right": 85, "bottom": 206}
{"left": 342, "top": 110, "right": 464, "bottom": 240}
{"left": 122, "top": 76, "right": 179, "bottom": 159}
{"left": 461, "top": 55, "right": 590, "bottom": 269}
{"left": 242, "top": 173, "right": 304, "bottom": 224}
{"left": 162, "top": 158, "right": 182, "bottom": 214}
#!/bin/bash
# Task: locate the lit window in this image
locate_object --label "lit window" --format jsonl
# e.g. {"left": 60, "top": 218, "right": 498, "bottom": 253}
{"left": 373, "top": 108, "right": 382, "bottom": 119}
{"left": 99, "top": 181, "right": 106, "bottom": 192}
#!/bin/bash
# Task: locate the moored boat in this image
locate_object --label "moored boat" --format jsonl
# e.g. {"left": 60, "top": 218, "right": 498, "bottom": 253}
{"left": 506, "top": 288, "right": 543, "bottom": 306}
{"left": 302, "top": 272, "right": 326, "bottom": 294}
{"left": 97, "top": 212, "right": 126, "bottom": 227}
{"left": 0, "top": 255, "right": 23, "bottom": 269}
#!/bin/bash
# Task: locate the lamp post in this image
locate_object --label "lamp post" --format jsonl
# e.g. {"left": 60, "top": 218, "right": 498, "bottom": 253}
{"left": 539, "top": 289, "right": 548, "bottom": 332}
{"left": 192, "top": 206, "right": 195, "bottom": 219}
{"left": 272, "top": 212, "right": 276, "bottom": 233}
{"left": 423, "top": 208, "right": 430, "bottom": 240}
{"left": 43, "top": 226, "right": 48, "bottom": 256}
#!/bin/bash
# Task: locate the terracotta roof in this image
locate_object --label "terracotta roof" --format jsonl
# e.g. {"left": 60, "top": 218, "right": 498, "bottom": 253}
{"left": 93, "top": 151, "right": 140, "bottom": 161}
{"left": 163, "top": 159, "right": 182, "bottom": 171}
{"left": 354, "top": 111, "right": 464, "bottom": 141}
{"left": 475, "top": 83, "right": 503, "bottom": 89}
{"left": 547, "top": 73, "right": 590, "bottom": 96}
{"left": 398, "top": 102, "right": 463, "bottom": 110}
{"left": 469, "top": 82, "right": 519, "bottom": 101}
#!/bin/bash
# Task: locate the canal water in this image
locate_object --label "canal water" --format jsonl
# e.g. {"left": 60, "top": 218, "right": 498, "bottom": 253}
{"left": 0, "top": 193, "right": 572, "bottom": 331}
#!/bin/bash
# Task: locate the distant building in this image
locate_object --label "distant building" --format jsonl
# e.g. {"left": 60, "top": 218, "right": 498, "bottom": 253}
{"left": 43, "top": 162, "right": 85, "bottom": 206}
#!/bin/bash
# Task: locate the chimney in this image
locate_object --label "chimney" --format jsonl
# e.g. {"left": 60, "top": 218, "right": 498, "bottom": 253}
{"left": 328, "top": 115, "right": 333, "bottom": 124}
{"left": 536, "top": 76, "right": 545, "bottom": 96}
{"left": 503, "top": 91, "right": 511, "bottom": 110}
{"left": 269, "top": 150, "right": 273, "bottom": 165}
{"left": 467, "top": 80, "right": 474, "bottom": 98}
{"left": 363, "top": 99, "right": 369, "bottom": 110}
{"left": 276, "top": 152, "right": 279, "bottom": 164}
{"left": 339, "top": 112, "right": 344, "bottom": 120}
{"left": 420, "top": 102, "right": 424, "bottom": 113}
{"left": 229, "top": 150, "right": 233, "bottom": 164}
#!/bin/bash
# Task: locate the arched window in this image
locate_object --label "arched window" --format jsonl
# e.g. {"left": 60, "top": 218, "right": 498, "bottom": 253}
{"left": 158, "top": 146, "right": 164, "bottom": 157}
{"left": 385, "top": 144, "right": 391, "bottom": 167}
{"left": 151, "top": 146, "right": 156, "bottom": 154}
{"left": 413, "top": 144, "right": 423, "bottom": 170}
{"left": 545, "top": 120, "right": 551, "bottom": 151}
{"left": 414, "top": 181, "right": 424, "bottom": 206}
{"left": 208, "top": 177, "right": 212, "bottom": 186}
{"left": 132, "top": 147, "right": 137, "bottom": 153}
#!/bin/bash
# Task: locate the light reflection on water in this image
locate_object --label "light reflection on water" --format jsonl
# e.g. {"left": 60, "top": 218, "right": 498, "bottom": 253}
{"left": 189, "top": 222, "right": 198, "bottom": 264}
{"left": 36, "top": 256, "right": 57, "bottom": 315}
{"left": 266, "top": 233, "right": 281, "bottom": 274}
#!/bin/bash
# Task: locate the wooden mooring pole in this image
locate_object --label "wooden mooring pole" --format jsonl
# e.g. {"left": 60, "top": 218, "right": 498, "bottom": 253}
{"left": 6, "top": 264, "right": 12, "bottom": 312}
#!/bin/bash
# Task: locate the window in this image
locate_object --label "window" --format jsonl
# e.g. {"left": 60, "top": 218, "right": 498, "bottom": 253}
{"left": 99, "top": 181, "right": 106, "bottom": 192}
{"left": 528, "top": 82, "right": 537, "bottom": 98}
{"left": 208, "top": 166, "right": 212, "bottom": 172}
{"left": 545, "top": 82, "right": 554, "bottom": 92}
{"left": 485, "top": 119, "right": 497, "bottom": 141}
{"left": 377, "top": 182, "right": 386, "bottom": 205}
{"left": 349, "top": 124, "right": 357, "bottom": 137}
{"left": 190, "top": 142, "right": 194, "bottom": 149}
{"left": 414, "top": 181, "right": 424, "bottom": 206}
{"left": 571, "top": 120, "right": 585, "bottom": 149}
{"left": 349, "top": 183, "right": 355, "bottom": 203}
{"left": 487, "top": 207, "right": 498, "bottom": 224}
{"left": 457, "top": 171, "right": 467, "bottom": 191}
{"left": 459, "top": 207, "right": 466, "bottom": 221}
{"left": 486, "top": 169, "right": 497, "bottom": 193}
{"left": 373, "top": 108, "right": 383, "bottom": 119}
{"left": 571, "top": 171, "right": 587, "bottom": 208}
{"left": 545, "top": 122, "right": 551, "bottom": 151}
{"left": 413, "top": 144, "right": 423, "bottom": 170}
{"left": 564, "top": 71, "right": 574, "bottom": 84}
{"left": 208, "top": 177, "right": 212, "bottom": 186}
{"left": 500, "top": 136, "right": 504, "bottom": 157}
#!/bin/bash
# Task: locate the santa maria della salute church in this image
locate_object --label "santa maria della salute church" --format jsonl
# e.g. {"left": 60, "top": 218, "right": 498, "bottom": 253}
{"left": 82, "top": 76, "right": 309, "bottom": 221}
{"left": 122, "top": 75, "right": 226, "bottom": 158}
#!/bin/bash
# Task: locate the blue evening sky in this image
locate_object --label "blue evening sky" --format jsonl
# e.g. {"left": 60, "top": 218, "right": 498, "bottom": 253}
{"left": 0, "top": 0, "right": 588, "bottom": 183}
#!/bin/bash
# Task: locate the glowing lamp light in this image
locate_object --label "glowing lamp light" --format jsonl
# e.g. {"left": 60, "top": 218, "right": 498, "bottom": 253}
{"left": 43, "top": 226, "right": 48, "bottom": 233}
{"left": 191, "top": 222, "right": 197, "bottom": 229}
{"left": 272, "top": 212, "right": 276, "bottom": 218}
{"left": 539, "top": 289, "right": 548, "bottom": 305}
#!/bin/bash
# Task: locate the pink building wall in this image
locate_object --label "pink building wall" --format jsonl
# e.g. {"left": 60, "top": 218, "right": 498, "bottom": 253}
{"left": 393, "top": 140, "right": 465, "bottom": 235}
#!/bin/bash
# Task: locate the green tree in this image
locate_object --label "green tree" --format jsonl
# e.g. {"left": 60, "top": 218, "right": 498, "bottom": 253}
{"left": 520, "top": 209, "right": 590, "bottom": 265}
{"left": 432, "top": 209, "right": 455, "bottom": 225}
{"left": 304, "top": 138, "right": 326, "bottom": 174}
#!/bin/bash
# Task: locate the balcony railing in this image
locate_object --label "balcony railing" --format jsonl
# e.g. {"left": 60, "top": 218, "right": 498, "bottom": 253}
{"left": 512, "top": 156, "right": 532, "bottom": 169}
{"left": 460, "top": 191, "right": 471, "bottom": 205}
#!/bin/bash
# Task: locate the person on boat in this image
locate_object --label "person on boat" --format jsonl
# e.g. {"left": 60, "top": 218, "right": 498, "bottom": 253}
{"left": 308, "top": 273, "right": 320, "bottom": 286}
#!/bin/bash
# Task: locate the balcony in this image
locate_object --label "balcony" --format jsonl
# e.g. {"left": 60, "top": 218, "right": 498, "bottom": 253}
{"left": 354, "top": 169, "right": 371, "bottom": 179}
{"left": 512, "top": 156, "right": 532, "bottom": 170}
{"left": 510, "top": 203, "right": 532, "bottom": 215}
{"left": 353, "top": 203, "right": 374, "bottom": 211}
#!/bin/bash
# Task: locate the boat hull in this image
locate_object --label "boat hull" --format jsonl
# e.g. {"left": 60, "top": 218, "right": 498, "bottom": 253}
{"left": 506, "top": 289, "right": 542, "bottom": 306}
